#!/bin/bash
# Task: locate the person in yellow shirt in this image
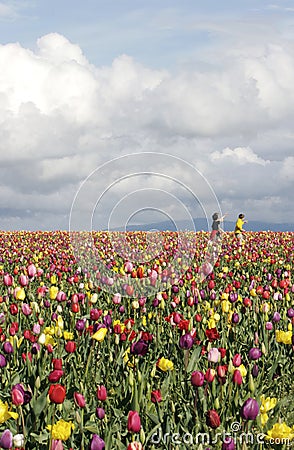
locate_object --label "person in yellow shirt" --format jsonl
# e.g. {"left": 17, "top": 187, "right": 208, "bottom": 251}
{"left": 234, "top": 213, "right": 248, "bottom": 244}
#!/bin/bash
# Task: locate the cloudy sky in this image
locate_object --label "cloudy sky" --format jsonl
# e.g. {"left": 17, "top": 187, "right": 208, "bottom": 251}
{"left": 0, "top": 0, "right": 294, "bottom": 231}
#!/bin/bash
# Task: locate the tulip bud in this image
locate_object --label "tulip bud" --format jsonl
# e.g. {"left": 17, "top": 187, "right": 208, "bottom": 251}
{"left": 206, "top": 409, "right": 221, "bottom": 429}
{"left": 35, "top": 376, "right": 41, "bottom": 390}
{"left": 249, "top": 374, "right": 255, "bottom": 393}
{"left": 96, "top": 407, "right": 105, "bottom": 420}
{"left": 97, "top": 385, "right": 107, "bottom": 401}
{"left": 74, "top": 392, "right": 86, "bottom": 408}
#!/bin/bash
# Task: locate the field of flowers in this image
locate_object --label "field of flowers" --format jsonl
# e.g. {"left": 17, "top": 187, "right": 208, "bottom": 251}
{"left": 0, "top": 230, "right": 293, "bottom": 450}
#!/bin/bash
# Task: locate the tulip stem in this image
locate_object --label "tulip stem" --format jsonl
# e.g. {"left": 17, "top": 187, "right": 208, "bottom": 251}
{"left": 19, "top": 405, "right": 27, "bottom": 440}
{"left": 85, "top": 339, "right": 95, "bottom": 379}
{"left": 49, "top": 404, "right": 56, "bottom": 450}
{"left": 80, "top": 408, "right": 84, "bottom": 450}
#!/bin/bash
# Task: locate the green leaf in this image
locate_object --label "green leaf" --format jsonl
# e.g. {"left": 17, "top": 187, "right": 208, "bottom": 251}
{"left": 83, "top": 424, "right": 99, "bottom": 433}
{"left": 187, "top": 346, "right": 202, "bottom": 373}
{"left": 31, "top": 389, "right": 48, "bottom": 416}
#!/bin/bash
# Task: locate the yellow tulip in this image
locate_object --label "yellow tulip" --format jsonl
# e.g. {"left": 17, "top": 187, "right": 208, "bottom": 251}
{"left": 157, "top": 357, "right": 174, "bottom": 372}
{"left": 50, "top": 274, "right": 57, "bottom": 284}
{"left": 266, "top": 423, "right": 294, "bottom": 441}
{"left": 221, "top": 300, "right": 231, "bottom": 313}
{"left": 15, "top": 287, "right": 26, "bottom": 301}
{"left": 49, "top": 286, "right": 58, "bottom": 300}
{"left": 92, "top": 327, "right": 108, "bottom": 342}
{"left": 47, "top": 419, "right": 75, "bottom": 441}
{"left": 0, "top": 400, "right": 18, "bottom": 424}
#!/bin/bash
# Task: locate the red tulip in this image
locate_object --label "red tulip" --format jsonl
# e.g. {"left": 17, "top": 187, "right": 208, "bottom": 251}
{"left": 97, "top": 385, "right": 107, "bottom": 401}
{"left": 191, "top": 371, "right": 204, "bottom": 387}
{"left": 48, "top": 384, "right": 66, "bottom": 404}
{"left": 206, "top": 409, "right": 221, "bottom": 429}
{"left": 127, "top": 411, "right": 141, "bottom": 433}
{"left": 232, "top": 354, "right": 242, "bottom": 367}
{"left": 48, "top": 370, "right": 64, "bottom": 383}
{"left": 205, "top": 368, "right": 215, "bottom": 383}
{"left": 232, "top": 369, "right": 243, "bottom": 385}
{"left": 65, "top": 341, "right": 76, "bottom": 353}
{"left": 127, "top": 443, "right": 143, "bottom": 450}
{"left": 52, "top": 358, "right": 63, "bottom": 370}
{"left": 151, "top": 390, "right": 162, "bottom": 403}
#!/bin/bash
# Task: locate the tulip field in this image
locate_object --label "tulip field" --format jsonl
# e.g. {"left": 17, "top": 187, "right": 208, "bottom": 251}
{"left": 0, "top": 230, "right": 294, "bottom": 450}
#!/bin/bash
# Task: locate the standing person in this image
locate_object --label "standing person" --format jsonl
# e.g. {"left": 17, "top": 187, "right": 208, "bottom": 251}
{"left": 210, "top": 212, "right": 227, "bottom": 242}
{"left": 234, "top": 213, "right": 248, "bottom": 244}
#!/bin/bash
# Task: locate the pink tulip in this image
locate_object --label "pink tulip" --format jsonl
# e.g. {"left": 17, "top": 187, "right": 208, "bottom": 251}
{"left": 208, "top": 348, "right": 220, "bottom": 363}
{"left": 4, "top": 274, "right": 13, "bottom": 286}
{"left": 74, "top": 392, "right": 86, "bottom": 408}
{"left": 22, "top": 303, "right": 32, "bottom": 316}
{"left": 51, "top": 440, "right": 64, "bottom": 450}
{"left": 19, "top": 274, "right": 29, "bottom": 286}
{"left": 27, "top": 264, "right": 37, "bottom": 277}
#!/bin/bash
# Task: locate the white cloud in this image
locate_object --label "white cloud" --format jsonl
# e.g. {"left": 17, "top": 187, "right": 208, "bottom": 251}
{"left": 0, "top": 32, "right": 293, "bottom": 228}
{"left": 210, "top": 147, "right": 269, "bottom": 166}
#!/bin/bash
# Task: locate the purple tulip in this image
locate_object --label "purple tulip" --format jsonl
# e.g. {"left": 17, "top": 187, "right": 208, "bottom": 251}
{"left": 90, "top": 434, "right": 105, "bottom": 450}
{"left": 252, "top": 364, "right": 259, "bottom": 378}
{"left": 172, "top": 285, "right": 179, "bottom": 293}
{"left": 199, "top": 289, "right": 206, "bottom": 300}
{"left": 51, "top": 312, "right": 58, "bottom": 321}
{"left": 3, "top": 341, "right": 13, "bottom": 354}
{"left": 179, "top": 333, "right": 194, "bottom": 349}
{"left": 272, "top": 312, "right": 281, "bottom": 323}
{"left": 240, "top": 398, "right": 259, "bottom": 420}
{"left": 130, "top": 339, "right": 148, "bottom": 356}
{"left": 232, "top": 313, "right": 239, "bottom": 324}
{"left": 210, "top": 292, "right": 216, "bottom": 301}
{"left": 152, "top": 298, "right": 159, "bottom": 307}
{"left": 248, "top": 348, "right": 262, "bottom": 360}
{"left": 287, "top": 308, "right": 294, "bottom": 318}
{"left": 229, "top": 292, "right": 238, "bottom": 303}
{"left": 103, "top": 314, "right": 112, "bottom": 328}
{"left": 0, "top": 429, "right": 13, "bottom": 449}
{"left": 222, "top": 437, "right": 236, "bottom": 450}
{"left": 75, "top": 319, "right": 86, "bottom": 332}
{"left": 0, "top": 354, "right": 7, "bottom": 367}
{"left": 96, "top": 407, "right": 105, "bottom": 419}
